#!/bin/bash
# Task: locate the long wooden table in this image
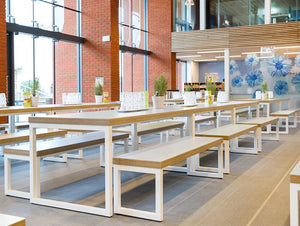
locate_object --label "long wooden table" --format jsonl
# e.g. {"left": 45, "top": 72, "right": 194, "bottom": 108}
{"left": 27, "top": 100, "right": 259, "bottom": 217}
{"left": 0, "top": 102, "right": 120, "bottom": 133}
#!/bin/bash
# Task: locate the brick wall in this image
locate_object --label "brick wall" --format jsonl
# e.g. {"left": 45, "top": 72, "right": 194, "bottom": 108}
{"left": 81, "top": 0, "right": 120, "bottom": 102}
{"left": 0, "top": 0, "right": 7, "bottom": 123}
{"left": 148, "top": 0, "right": 176, "bottom": 97}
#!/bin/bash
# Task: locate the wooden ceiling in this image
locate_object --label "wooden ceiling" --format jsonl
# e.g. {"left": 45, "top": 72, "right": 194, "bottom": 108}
{"left": 173, "top": 21, "right": 300, "bottom": 62}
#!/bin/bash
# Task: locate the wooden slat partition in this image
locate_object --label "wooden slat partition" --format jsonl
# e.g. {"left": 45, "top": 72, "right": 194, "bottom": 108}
{"left": 172, "top": 21, "right": 300, "bottom": 53}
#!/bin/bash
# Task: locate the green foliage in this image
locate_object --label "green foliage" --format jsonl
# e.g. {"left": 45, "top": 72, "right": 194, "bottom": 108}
{"left": 206, "top": 82, "right": 216, "bottom": 95}
{"left": 153, "top": 74, "right": 168, "bottom": 96}
{"left": 261, "top": 81, "right": 268, "bottom": 92}
{"left": 185, "top": 85, "right": 192, "bottom": 92}
{"left": 20, "top": 78, "right": 42, "bottom": 96}
{"left": 94, "top": 83, "right": 103, "bottom": 95}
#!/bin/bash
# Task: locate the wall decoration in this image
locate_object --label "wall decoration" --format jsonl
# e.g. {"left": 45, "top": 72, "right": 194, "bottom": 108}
{"left": 252, "top": 88, "right": 262, "bottom": 98}
{"left": 230, "top": 60, "right": 239, "bottom": 75}
{"left": 245, "top": 54, "right": 259, "bottom": 67}
{"left": 232, "top": 76, "right": 243, "bottom": 87}
{"left": 291, "top": 73, "right": 300, "bottom": 93}
{"left": 205, "top": 73, "right": 220, "bottom": 82}
{"left": 274, "top": 80, "right": 288, "bottom": 95}
{"left": 295, "top": 55, "right": 300, "bottom": 67}
{"left": 267, "top": 55, "right": 291, "bottom": 77}
{"left": 245, "top": 70, "right": 263, "bottom": 87}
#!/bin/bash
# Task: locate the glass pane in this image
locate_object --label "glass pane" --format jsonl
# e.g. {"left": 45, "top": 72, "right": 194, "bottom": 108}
{"left": 250, "top": 0, "right": 265, "bottom": 25}
{"left": 35, "top": 0, "right": 53, "bottom": 30}
{"left": 55, "top": 0, "right": 78, "bottom": 35}
{"left": 174, "top": 0, "right": 199, "bottom": 31}
{"left": 54, "top": 41, "right": 78, "bottom": 104}
{"left": 10, "top": 0, "right": 33, "bottom": 26}
{"left": 119, "top": 0, "right": 130, "bottom": 25}
{"left": 35, "top": 37, "right": 54, "bottom": 104}
{"left": 271, "top": 0, "right": 297, "bottom": 23}
{"left": 120, "top": 52, "right": 145, "bottom": 92}
{"left": 219, "top": 0, "right": 249, "bottom": 27}
{"left": 132, "top": 0, "right": 143, "bottom": 48}
{"left": 14, "top": 33, "right": 33, "bottom": 105}
{"left": 119, "top": 25, "right": 131, "bottom": 46}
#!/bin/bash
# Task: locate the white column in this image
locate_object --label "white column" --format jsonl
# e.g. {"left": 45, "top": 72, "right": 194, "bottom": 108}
{"left": 191, "top": 61, "right": 199, "bottom": 82}
{"left": 200, "top": 0, "right": 206, "bottom": 30}
{"left": 224, "top": 48, "right": 230, "bottom": 99}
{"left": 265, "top": 0, "right": 271, "bottom": 24}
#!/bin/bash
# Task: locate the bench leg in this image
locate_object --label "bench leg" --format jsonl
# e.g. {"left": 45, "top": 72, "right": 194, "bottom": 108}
{"left": 224, "top": 140, "right": 230, "bottom": 174}
{"left": 290, "top": 183, "right": 300, "bottom": 226}
{"left": 114, "top": 165, "right": 163, "bottom": 221}
{"left": 257, "top": 127, "right": 262, "bottom": 153}
{"left": 4, "top": 154, "right": 30, "bottom": 199}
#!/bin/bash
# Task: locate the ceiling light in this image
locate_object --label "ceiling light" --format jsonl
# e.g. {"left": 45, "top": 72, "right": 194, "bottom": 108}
{"left": 176, "top": 55, "right": 202, "bottom": 58}
{"left": 283, "top": 52, "right": 300, "bottom": 55}
{"left": 194, "top": 59, "right": 217, "bottom": 62}
{"left": 185, "top": 0, "right": 194, "bottom": 6}
{"left": 258, "top": 56, "right": 272, "bottom": 59}
{"left": 241, "top": 51, "right": 272, "bottom": 55}
{"left": 274, "top": 46, "right": 300, "bottom": 49}
{"left": 215, "top": 55, "right": 241, "bottom": 59}
{"left": 196, "top": 50, "right": 224, "bottom": 54}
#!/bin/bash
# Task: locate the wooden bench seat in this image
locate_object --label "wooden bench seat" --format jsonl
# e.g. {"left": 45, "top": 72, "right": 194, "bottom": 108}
{"left": 221, "top": 107, "right": 262, "bottom": 121}
{"left": 237, "top": 117, "right": 279, "bottom": 152}
{"left": 113, "top": 120, "right": 184, "bottom": 143}
{"left": 3, "top": 131, "right": 129, "bottom": 199}
{"left": 113, "top": 136, "right": 223, "bottom": 221}
{"left": 0, "top": 213, "right": 25, "bottom": 226}
{"left": 290, "top": 161, "right": 300, "bottom": 226}
{"left": 0, "top": 122, "right": 29, "bottom": 130}
{"left": 195, "top": 115, "right": 217, "bottom": 130}
{"left": 270, "top": 109, "right": 298, "bottom": 134}
{"left": 196, "top": 124, "right": 258, "bottom": 174}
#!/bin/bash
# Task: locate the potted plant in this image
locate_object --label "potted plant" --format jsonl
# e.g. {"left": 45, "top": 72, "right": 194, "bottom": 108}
{"left": 94, "top": 83, "right": 103, "bottom": 103}
{"left": 31, "top": 78, "right": 41, "bottom": 107}
{"left": 261, "top": 81, "right": 268, "bottom": 100}
{"left": 152, "top": 74, "right": 168, "bottom": 109}
{"left": 205, "top": 82, "right": 216, "bottom": 105}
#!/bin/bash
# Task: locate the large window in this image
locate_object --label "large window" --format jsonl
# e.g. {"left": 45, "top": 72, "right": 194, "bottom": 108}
{"left": 119, "top": 0, "right": 148, "bottom": 93}
{"left": 6, "top": 0, "right": 82, "bottom": 105}
{"left": 174, "top": 0, "right": 199, "bottom": 32}
{"left": 271, "top": 0, "right": 299, "bottom": 23}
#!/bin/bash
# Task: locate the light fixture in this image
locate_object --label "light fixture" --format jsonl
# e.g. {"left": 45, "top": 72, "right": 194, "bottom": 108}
{"left": 215, "top": 55, "right": 241, "bottom": 59}
{"left": 176, "top": 55, "right": 202, "bottom": 58}
{"left": 274, "top": 45, "right": 300, "bottom": 49}
{"left": 196, "top": 50, "right": 224, "bottom": 54}
{"left": 194, "top": 59, "right": 217, "bottom": 62}
{"left": 185, "top": 0, "right": 194, "bottom": 6}
{"left": 284, "top": 52, "right": 300, "bottom": 55}
{"left": 241, "top": 51, "right": 272, "bottom": 55}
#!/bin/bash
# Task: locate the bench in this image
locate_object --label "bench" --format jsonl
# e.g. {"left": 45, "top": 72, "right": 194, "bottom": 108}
{"left": 113, "top": 136, "right": 223, "bottom": 221}
{"left": 195, "top": 115, "right": 217, "bottom": 130}
{"left": 237, "top": 117, "right": 279, "bottom": 152}
{"left": 290, "top": 161, "right": 300, "bottom": 226}
{"left": 113, "top": 120, "right": 185, "bottom": 144}
{"left": 0, "top": 122, "right": 29, "bottom": 132}
{"left": 270, "top": 109, "right": 298, "bottom": 134}
{"left": 0, "top": 213, "right": 25, "bottom": 226}
{"left": 196, "top": 124, "right": 258, "bottom": 174}
{"left": 3, "top": 131, "right": 129, "bottom": 199}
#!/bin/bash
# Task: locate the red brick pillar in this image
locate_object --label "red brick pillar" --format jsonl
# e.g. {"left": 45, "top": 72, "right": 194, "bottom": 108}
{"left": 81, "top": 0, "right": 120, "bottom": 102}
{"left": 148, "top": 0, "right": 176, "bottom": 96}
{"left": 0, "top": 0, "right": 7, "bottom": 123}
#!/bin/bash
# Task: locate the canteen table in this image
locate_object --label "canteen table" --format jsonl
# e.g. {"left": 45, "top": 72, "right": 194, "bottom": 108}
{"left": 27, "top": 100, "right": 259, "bottom": 217}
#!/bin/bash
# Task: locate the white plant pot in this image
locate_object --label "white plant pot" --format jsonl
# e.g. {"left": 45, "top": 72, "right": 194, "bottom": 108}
{"left": 31, "top": 96, "right": 39, "bottom": 107}
{"left": 152, "top": 96, "right": 164, "bottom": 109}
{"left": 95, "top": 95, "right": 103, "bottom": 103}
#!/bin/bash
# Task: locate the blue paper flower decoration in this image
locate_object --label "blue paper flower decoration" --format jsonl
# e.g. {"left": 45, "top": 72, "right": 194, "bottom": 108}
{"left": 232, "top": 76, "right": 243, "bottom": 87}
{"left": 245, "top": 54, "right": 259, "bottom": 67}
{"left": 268, "top": 55, "right": 291, "bottom": 77}
{"left": 252, "top": 88, "right": 262, "bottom": 99}
{"left": 245, "top": 70, "right": 263, "bottom": 87}
{"left": 230, "top": 60, "right": 239, "bottom": 74}
{"left": 295, "top": 55, "right": 300, "bottom": 67}
{"left": 274, "top": 80, "right": 288, "bottom": 95}
{"left": 291, "top": 73, "right": 300, "bottom": 84}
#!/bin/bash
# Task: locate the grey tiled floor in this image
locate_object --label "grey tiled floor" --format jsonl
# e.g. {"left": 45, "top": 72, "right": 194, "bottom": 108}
{"left": 0, "top": 125, "right": 299, "bottom": 226}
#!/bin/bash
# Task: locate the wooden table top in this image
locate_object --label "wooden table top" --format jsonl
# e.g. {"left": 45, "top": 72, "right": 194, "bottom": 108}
{"left": 164, "top": 98, "right": 205, "bottom": 103}
{"left": 29, "top": 101, "right": 259, "bottom": 126}
{"left": 290, "top": 161, "right": 300, "bottom": 184}
{"left": 0, "top": 102, "right": 120, "bottom": 116}
{"left": 236, "top": 98, "right": 290, "bottom": 103}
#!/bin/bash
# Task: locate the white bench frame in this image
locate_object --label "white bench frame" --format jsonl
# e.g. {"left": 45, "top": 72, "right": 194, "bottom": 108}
{"left": 270, "top": 110, "right": 298, "bottom": 134}
{"left": 113, "top": 142, "right": 223, "bottom": 221}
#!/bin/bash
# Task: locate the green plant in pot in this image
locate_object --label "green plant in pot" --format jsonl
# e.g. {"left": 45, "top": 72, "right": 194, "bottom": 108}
{"left": 184, "top": 85, "right": 192, "bottom": 92}
{"left": 31, "top": 78, "right": 41, "bottom": 107}
{"left": 261, "top": 81, "right": 268, "bottom": 99}
{"left": 94, "top": 83, "right": 103, "bottom": 103}
{"left": 153, "top": 74, "right": 168, "bottom": 109}
{"left": 206, "top": 82, "right": 216, "bottom": 95}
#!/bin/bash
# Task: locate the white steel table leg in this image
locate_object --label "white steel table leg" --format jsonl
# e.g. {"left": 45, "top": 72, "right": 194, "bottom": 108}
{"left": 104, "top": 126, "right": 113, "bottom": 217}
{"left": 131, "top": 123, "right": 138, "bottom": 151}
{"left": 29, "top": 126, "right": 38, "bottom": 199}
{"left": 290, "top": 183, "right": 300, "bottom": 226}
{"left": 224, "top": 140, "right": 230, "bottom": 174}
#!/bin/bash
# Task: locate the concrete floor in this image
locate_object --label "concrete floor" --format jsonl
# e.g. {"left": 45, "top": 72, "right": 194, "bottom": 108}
{"left": 0, "top": 124, "right": 299, "bottom": 226}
